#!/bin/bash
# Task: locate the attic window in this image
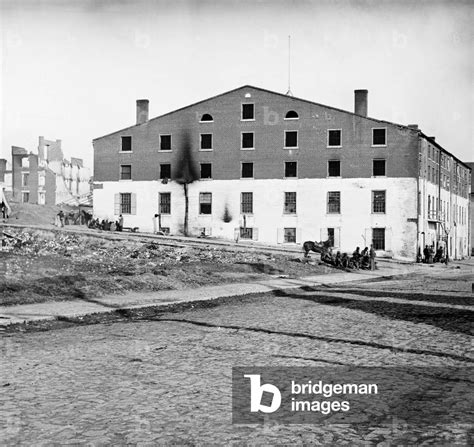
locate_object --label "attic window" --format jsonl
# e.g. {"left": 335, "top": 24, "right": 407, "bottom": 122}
{"left": 200, "top": 114, "right": 213, "bottom": 122}
{"left": 285, "top": 110, "right": 299, "bottom": 120}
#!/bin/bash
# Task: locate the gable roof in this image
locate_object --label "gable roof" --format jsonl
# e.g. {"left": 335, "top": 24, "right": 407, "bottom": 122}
{"left": 92, "top": 84, "right": 470, "bottom": 170}
{"left": 93, "top": 84, "right": 413, "bottom": 142}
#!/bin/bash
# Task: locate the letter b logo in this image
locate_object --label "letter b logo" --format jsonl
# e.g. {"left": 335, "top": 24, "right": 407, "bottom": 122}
{"left": 244, "top": 374, "right": 281, "bottom": 413}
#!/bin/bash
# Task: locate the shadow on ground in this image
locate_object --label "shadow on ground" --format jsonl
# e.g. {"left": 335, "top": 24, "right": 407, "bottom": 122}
{"left": 274, "top": 288, "right": 474, "bottom": 336}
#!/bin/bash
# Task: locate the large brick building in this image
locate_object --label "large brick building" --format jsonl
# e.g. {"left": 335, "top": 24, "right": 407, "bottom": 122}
{"left": 93, "top": 86, "right": 471, "bottom": 260}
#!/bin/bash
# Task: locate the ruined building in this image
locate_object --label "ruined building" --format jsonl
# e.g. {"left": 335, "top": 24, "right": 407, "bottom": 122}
{"left": 92, "top": 86, "right": 471, "bottom": 260}
{"left": 0, "top": 137, "right": 92, "bottom": 206}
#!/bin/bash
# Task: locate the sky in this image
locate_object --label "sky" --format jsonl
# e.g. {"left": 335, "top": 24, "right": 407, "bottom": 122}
{"left": 1, "top": 0, "right": 473, "bottom": 168}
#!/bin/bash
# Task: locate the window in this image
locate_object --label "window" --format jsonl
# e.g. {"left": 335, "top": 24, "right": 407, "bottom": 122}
{"left": 200, "top": 134, "right": 213, "bottom": 150}
{"left": 285, "top": 110, "right": 299, "bottom": 119}
{"left": 120, "top": 193, "right": 131, "bottom": 214}
{"left": 159, "top": 192, "right": 171, "bottom": 214}
{"left": 372, "top": 190, "right": 386, "bottom": 213}
{"left": 200, "top": 113, "right": 213, "bottom": 122}
{"left": 160, "top": 163, "right": 171, "bottom": 179}
{"left": 284, "top": 131, "right": 298, "bottom": 148}
{"left": 284, "top": 192, "right": 296, "bottom": 214}
{"left": 121, "top": 136, "right": 132, "bottom": 152}
{"left": 327, "top": 129, "right": 341, "bottom": 147}
{"left": 241, "top": 162, "right": 254, "bottom": 178}
{"left": 284, "top": 228, "right": 296, "bottom": 243}
{"left": 372, "top": 128, "right": 387, "bottom": 146}
{"left": 327, "top": 191, "right": 340, "bottom": 213}
{"left": 240, "top": 227, "right": 253, "bottom": 239}
{"left": 160, "top": 134, "right": 171, "bottom": 151}
{"left": 372, "top": 228, "right": 385, "bottom": 250}
{"left": 328, "top": 160, "right": 340, "bottom": 177}
{"left": 22, "top": 192, "right": 30, "bottom": 203}
{"left": 120, "top": 165, "right": 131, "bottom": 180}
{"left": 241, "top": 192, "right": 253, "bottom": 214}
{"left": 373, "top": 159, "right": 386, "bottom": 176}
{"left": 241, "top": 132, "right": 254, "bottom": 149}
{"left": 242, "top": 103, "right": 254, "bottom": 120}
{"left": 38, "top": 173, "right": 45, "bottom": 187}
{"left": 200, "top": 163, "right": 212, "bottom": 179}
{"left": 199, "top": 192, "right": 212, "bottom": 214}
{"left": 38, "top": 191, "right": 45, "bottom": 205}
{"left": 327, "top": 228, "right": 335, "bottom": 247}
{"left": 285, "top": 162, "right": 297, "bottom": 178}
{"left": 22, "top": 173, "right": 29, "bottom": 187}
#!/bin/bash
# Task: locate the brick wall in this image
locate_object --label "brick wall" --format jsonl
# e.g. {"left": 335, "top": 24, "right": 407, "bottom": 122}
{"left": 93, "top": 86, "right": 420, "bottom": 183}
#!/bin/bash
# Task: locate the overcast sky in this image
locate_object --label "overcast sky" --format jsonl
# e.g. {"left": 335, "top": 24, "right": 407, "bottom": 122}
{"left": 1, "top": 0, "right": 472, "bottom": 167}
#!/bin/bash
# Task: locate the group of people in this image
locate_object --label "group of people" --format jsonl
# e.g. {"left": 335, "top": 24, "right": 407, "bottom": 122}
{"left": 422, "top": 245, "right": 446, "bottom": 264}
{"left": 88, "top": 215, "right": 124, "bottom": 232}
{"left": 321, "top": 245, "right": 377, "bottom": 270}
{"left": 55, "top": 210, "right": 90, "bottom": 227}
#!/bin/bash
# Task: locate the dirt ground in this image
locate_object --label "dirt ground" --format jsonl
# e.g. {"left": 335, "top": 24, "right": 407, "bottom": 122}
{"left": 0, "top": 227, "right": 332, "bottom": 306}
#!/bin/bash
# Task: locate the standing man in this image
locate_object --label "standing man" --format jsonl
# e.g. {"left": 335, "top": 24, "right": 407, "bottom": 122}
{"left": 118, "top": 214, "right": 124, "bottom": 232}
{"left": 369, "top": 244, "right": 376, "bottom": 270}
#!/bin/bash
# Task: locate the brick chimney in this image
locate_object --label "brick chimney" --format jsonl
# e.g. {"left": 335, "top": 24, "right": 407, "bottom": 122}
{"left": 136, "top": 99, "right": 149, "bottom": 125}
{"left": 354, "top": 90, "right": 368, "bottom": 117}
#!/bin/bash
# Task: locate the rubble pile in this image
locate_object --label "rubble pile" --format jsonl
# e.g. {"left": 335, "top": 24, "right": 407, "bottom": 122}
{"left": 0, "top": 228, "right": 282, "bottom": 267}
{"left": 1, "top": 228, "right": 326, "bottom": 306}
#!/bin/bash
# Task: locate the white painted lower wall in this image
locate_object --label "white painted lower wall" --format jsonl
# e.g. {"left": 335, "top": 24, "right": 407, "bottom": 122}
{"left": 420, "top": 179, "right": 470, "bottom": 259}
{"left": 93, "top": 177, "right": 425, "bottom": 259}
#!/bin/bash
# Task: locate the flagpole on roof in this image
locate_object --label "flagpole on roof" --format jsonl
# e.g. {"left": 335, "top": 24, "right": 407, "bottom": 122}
{"left": 286, "top": 35, "right": 293, "bottom": 96}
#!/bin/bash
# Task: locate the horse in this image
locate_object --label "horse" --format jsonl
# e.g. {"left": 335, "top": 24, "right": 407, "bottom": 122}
{"left": 302, "top": 239, "right": 332, "bottom": 258}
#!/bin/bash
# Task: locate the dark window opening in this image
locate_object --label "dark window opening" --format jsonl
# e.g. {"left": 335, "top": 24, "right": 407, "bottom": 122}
{"left": 285, "top": 131, "right": 298, "bottom": 148}
{"left": 327, "top": 228, "right": 335, "bottom": 247}
{"left": 285, "top": 110, "right": 299, "bottom": 119}
{"left": 372, "top": 128, "right": 386, "bottom": 146}
{"left": 240, "top": 227, "right": 253, "bottom": 239}
{"left": 328, "top": 160, "right": 340, "bottom": 177}
{"left": 121, "top": 136, "right": 132, "bottom": 152}
{"left": 200, "top": 163, "right": 212, "bottom": 179}
{"left": 200, "top": 113, "right": 213, "bottom": 122}
{"left": 373, "top": 159, "right": 386, "bottom": 176}
{"left": 327, "top": 191, "right": 340, "bottom": 213}
{"left": 160, "top": 135, "right": 171, "bottom": 151}
{"left": 372, "top": 228, "right": 385, "bottom": 250}
{"left": 199, "top": 192, "right": 212, "bottom": 215}
{"left": 241, "top": 162, "right": 253, "bottom": 178}
{"left": 372, "top": 190, "right": 386, "bottom": 213}
{"left": 241, "top": 192, "right": 253, "bottom": 214}
{"left": 328, "top": 130, "right": 341, "bottom": 147}
{"left": 284, "top": 228, "right": 296, "bottom": 243}
{"left": 120, "top": 164, "right": 131, "bottom": 180}
{"left": 242, "top": 103, "right": 254, "bottom": 120}
{"left": 120, "top": 193, "right": 131, "bottom": 214}
{"left": 159, "top": 192, "right": 171, "bottom": 214}
{"left": 285, "top": 161, "right": 297, "bottom": 177}
{"left": 160, "top": 164, "right": 171, "bottom": 179}
{"left": 242, "top": 132, "right": 254, "bottom": 149}
{"left": 284, "top": 192, "right": 296, "bottom": 214}
{"left": 200, "top": 134, "right": 212, "bottom": 150}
